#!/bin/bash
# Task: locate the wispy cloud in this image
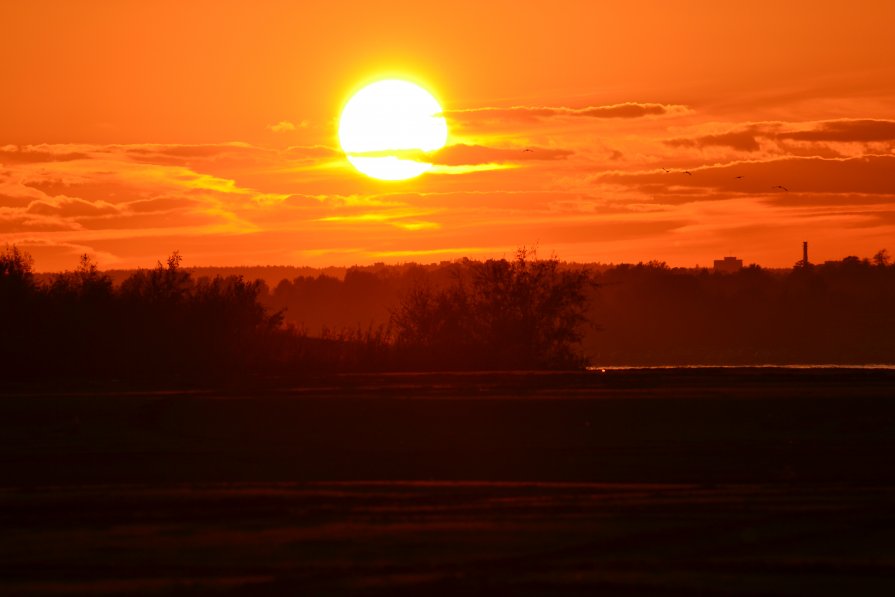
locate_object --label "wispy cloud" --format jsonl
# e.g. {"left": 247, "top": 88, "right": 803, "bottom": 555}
{"left": 446, "top": 102, "right": 689, "bottom": 124}
{"left": 267, "top": 121, "right": 297, "bottom": 133}
{"left": 343, "top": 143, "right": 572, "bottom": 167}
{"left": 434, "top": 143, "right": 573, "bottom": 165}
{"left": 663, "top": 119, "right": 895, "bottom": 158}
{"left": 778, "top": 119, "right": 895, "bottom": 142}
{"left": 666, "top": 129, "right": 763, "bottom": 152}
{"left": 597, "top": 155, "right": 895, "bottom": 196}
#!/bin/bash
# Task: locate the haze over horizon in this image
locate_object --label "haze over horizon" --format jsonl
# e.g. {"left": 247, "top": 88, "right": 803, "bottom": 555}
{"left": 23, "top": 250, "right": 851, "bottom": 275}
{"left": 3, "top": 1, "right": 894, "bottom": 271}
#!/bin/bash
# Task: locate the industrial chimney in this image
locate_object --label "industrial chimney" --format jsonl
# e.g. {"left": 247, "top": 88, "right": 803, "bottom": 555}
{"left": 802, "top": 241, "right": 809, "bottom": 267}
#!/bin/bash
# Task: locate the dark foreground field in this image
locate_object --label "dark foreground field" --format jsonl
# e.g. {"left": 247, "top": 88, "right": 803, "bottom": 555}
{"left": 2, "top": 369, "right": 894, "bottom": 595}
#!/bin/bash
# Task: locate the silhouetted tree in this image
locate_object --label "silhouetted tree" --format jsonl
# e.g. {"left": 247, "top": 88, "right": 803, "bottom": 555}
{"left": 0, "top": 244, "right": 35, "bottom": 300}
{"left": 119, "top": 251, "right": 192, "bottom": 305}
{"left": 393, "top": 249, "right": 595, "bottom": 369}
{"left": 48, "top": 254, "right": 113, "bottom": 298}
{"left": 187, "top": 274, "right": 284, "bottom": 373}
{"left": 42, "top": 255, "right": 116, "bottom": 374}
{"left": 1, "top": 246, "right": 41, "bottom": 372}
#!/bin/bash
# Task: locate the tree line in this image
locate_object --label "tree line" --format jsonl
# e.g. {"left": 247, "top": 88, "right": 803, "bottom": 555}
{"left": 0, "top": 246, "right": 594, "bottom": 383}
{"left": 259, "top": 249, "right": 895, "bottom": 366}
{"left": 3, "top": 244, "right": 893, "bottom": 383}
{"left": 585, "top": 255, "right": 895, "bottom": 365}
{"left": 1, "top": 249, "right": 286, "bottom": 382}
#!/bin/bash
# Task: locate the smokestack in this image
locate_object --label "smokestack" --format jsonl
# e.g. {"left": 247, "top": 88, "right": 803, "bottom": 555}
{"left": 803, "top": 241, "right": 808, "bottom": 266}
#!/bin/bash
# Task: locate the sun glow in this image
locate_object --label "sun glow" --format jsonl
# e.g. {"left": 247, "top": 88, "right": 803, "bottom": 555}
{"left": 338, "top": 79, "right": 448, "bottom": 181}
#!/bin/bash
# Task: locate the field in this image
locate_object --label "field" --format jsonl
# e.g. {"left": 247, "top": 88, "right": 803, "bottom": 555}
{"left": 2, "top": 369, "right": 894, "bottom": 595}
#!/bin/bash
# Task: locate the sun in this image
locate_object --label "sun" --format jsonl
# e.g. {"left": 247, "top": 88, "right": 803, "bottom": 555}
{"left": 339, "top": 79, "right": 448, "bottom": 181}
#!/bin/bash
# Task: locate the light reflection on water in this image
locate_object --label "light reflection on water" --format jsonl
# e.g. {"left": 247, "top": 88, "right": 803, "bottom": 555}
{"left": 586, "top": 364, "right": 895, "bottom": 371}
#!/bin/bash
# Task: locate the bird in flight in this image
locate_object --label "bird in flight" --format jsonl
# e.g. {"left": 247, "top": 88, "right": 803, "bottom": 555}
{"left": 522, "top": 148, "right": 534, "bottom": 153}
{"left": 772, "top": 185, "right": 789, "bottom": 192}
{"left": 734, "top": 175, "right": 744, "bottom": 179}
{"left": 683, "top": 170, "right": 693, "bottom": 176}
{"left": 662, "top": 167, "right": 670, "bottom": 173}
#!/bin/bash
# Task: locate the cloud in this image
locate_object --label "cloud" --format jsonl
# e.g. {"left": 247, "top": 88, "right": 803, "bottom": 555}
{"left": 267, "top": 120, "right": 297, "bottom": 133}
{"left": 777, "top": 119, "right": 895, "bottom": 142}
{"left": 0, "top": 212, "right": 83, "bottom": 233}
{"left": 0, "top": 145, "right": 90, "bottom": 164}
{"left": 666, "top": 129, "right": 763, "bottom": 152}
{"left": 3, "top": 120, "right": 891, "bottom": 271}
{"left": 343, "top": 143, "right": 573, "bottom": 167}
{"left": 0, "top": 143, "right": 294, "bottom": 256}
{"left": 0, "top": 143, "right": 274, "bottom": 174}
{"left": 372, "top": 246, "right": 497, "bottom": 259}
{"left": 595, "top": 155, "right": 895, "bottom": 196}
{"left": 433, "top": 144, "right": 573, "bottom": 166}
{"left": 664, "top": 119, "right": 895, "bottom": 157}
{"left": 282, "top": 145, "right": 341, "bottom": 160}
{"left": 445, "top": 102, "right": 689, "bottom": 125}
{"left": 317, "top": 207, "right": 440, "bottom": 232}
{"left": 25, "top": 196, "right": 120, "bottom": 217}
{"left": 121, "top": 142, "right": 259, "bottom": 159}
{"left": 7, "top": 238, "right": 121, "bottom": 269}
{"left": 124, "top": 197, "right": 206, "bottom": 213}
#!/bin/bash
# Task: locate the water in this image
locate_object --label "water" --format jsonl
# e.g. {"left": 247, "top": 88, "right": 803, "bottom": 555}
{"left": 587, "top": 364, "right": 895, "bottom": 371}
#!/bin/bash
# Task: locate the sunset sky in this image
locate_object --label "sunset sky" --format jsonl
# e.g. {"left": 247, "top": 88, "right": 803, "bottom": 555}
{"left": 3, "top": 0, "right": 894, "bottom": 271}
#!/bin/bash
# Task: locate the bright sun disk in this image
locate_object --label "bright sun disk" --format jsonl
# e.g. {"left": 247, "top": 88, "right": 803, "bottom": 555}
{"left": 339, "top": 79, "right": 448, "bottom": 181}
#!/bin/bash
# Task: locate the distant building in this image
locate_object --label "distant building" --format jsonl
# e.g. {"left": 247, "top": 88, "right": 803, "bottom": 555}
{"left": 795, "top": 241, "right": 812, "bottom": 269}
{"left": 713, "top": 256, "right": 743, "bottom": 273}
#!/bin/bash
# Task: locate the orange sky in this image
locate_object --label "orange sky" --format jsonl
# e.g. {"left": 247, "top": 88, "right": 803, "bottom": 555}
{"left": 3, "top": 0, "right": 895, "bottom": 271}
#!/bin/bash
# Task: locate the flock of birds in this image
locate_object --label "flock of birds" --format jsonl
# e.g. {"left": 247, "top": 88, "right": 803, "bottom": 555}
{"left": 521, "top": 149, "right": 791, "bottom": 191}
{"left": 662, "top": 166, "right": 789, "bottom": 191}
